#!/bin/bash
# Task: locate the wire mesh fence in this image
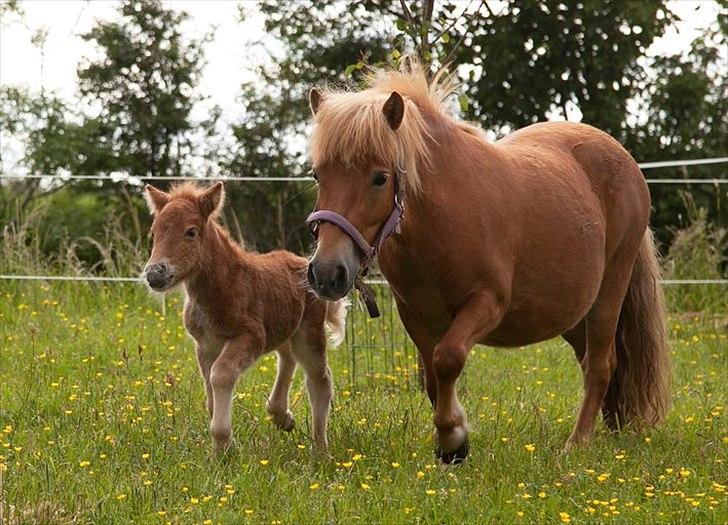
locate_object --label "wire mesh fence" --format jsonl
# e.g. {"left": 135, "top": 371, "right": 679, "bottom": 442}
{"left": 327, "top": 283, "right": 422, "bottom": 392}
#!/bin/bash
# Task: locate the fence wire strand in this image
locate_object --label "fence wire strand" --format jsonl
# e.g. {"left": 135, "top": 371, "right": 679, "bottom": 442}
{"left": 1, "top": 157, "right": 726, "bottom": 183}
{"left": 0, "top": 274, "right": 725, "bottom": 285}
{"left": 1, "top": 157, "right": 726, "bottom": 286}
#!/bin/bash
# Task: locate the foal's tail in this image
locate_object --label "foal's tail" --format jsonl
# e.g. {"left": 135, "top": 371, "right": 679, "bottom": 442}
{"left": 324, "top": 298, "right": 349, "bottom": 348}
{"left": 605, "top": 229, "right": 671, "bottom": 430}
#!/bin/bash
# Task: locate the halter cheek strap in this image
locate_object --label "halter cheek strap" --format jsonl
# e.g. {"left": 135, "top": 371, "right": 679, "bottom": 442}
{"left": 306, "top": 171, "right": 405, "bottom": 317}
{"left": 306, "top": 195, "right": 403, "bottom": 268}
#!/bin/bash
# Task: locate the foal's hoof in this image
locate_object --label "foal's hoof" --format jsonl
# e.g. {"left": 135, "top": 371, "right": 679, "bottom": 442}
{"left": 212, "top": 436, "right": 236, "bottom": 457}
{"left": 272, "top": 411, "right": 295, "bottom": 432}
{"left": 436, "top": 436, "right": 469, "bottom": 465}
{"left": 279, "top": 416, "right": 295, "bottom": 432}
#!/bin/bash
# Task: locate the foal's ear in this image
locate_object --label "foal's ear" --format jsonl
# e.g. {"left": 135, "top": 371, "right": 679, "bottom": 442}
{"left": 144, "top": 184, "right": 170, "bottom": 215}
{"left": 382, "top": 91, "right": 405, "bottom": 131}
{"left": 198, "top": 182, "right": 225, "bottom": 220}
{"left": 309, "top": 87, "right": 323, "bottom": 115}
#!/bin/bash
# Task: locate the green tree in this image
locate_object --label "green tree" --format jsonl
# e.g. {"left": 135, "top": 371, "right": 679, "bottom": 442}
{"left": 625, "top": 3, "right": 727, "bottom": 240}
{"left": 77, "top": 0, "right": 213, "bottom": 179}
{"left": 227, "top": 0, "right": 680, "bottom": 251}
{"left": 215, "top": 2, "right": 397, "bottom": 252}
{"left": 453, "top": 1, "right": 675, "bottom": 136}
{"left": 0, "top": 87, "right": 79, "bottom": 213}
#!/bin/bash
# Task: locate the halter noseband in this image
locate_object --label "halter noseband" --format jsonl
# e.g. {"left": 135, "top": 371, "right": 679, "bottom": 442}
{"left": 306, "top": 169, "right": 405, "bottom": 317}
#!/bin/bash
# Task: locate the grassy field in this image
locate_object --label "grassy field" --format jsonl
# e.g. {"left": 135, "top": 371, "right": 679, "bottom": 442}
{"left": 1, "top": 281, "right": 726, "bottom": 524}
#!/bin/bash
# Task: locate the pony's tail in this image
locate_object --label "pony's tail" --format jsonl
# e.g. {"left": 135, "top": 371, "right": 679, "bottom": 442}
{"left": 603, "top": 229, "right": 671, "bottom": 430}
{"left": 324, "top": 298, "right": 349, "bottom": 348}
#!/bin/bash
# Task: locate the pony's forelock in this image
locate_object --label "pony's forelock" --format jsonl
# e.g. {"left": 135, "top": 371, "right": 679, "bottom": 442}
{"left": 309, "top": 60, "right": 459, "bottom": 193}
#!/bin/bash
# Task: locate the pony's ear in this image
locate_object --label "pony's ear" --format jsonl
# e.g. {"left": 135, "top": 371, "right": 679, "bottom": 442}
{"left": 309, "top": 87, "right": 323, "bottom": 115}
{"left": 198, "top": 182, "right": 224, "bottom": 220}
{"left": 382, "top": 91, "right": 405, "bottom": 131}
{"left": 144, "top": 184, "right": 170, "bottom": 215}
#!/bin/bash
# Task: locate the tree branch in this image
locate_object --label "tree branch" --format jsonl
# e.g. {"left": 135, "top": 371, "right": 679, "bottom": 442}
{"left": 432, "top": 0, "right": 474, "bottom": 43}
{"left": 436, "top": 0, "right": 486, "bottom": 73}
{"left": 399, "top": 0, "right": 414, "bottom": 26}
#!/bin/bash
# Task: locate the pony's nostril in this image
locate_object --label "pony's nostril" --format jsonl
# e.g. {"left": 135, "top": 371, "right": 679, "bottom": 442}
{"left": 157, "top": 262, "right": 169, "bottom": 275}
{"left": 333, "top": 264, "right": 347, "bottom": 287}
{"left": 308, "top": 260, "right": 350, "bottom": 297}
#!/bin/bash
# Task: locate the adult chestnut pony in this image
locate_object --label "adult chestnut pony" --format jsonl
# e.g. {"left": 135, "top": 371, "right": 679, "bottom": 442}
{"left": 143, "top": 182, "right": 347, "bottom": 454}
{"left": 305, "top": 61, "right": 670, "bottom": 464}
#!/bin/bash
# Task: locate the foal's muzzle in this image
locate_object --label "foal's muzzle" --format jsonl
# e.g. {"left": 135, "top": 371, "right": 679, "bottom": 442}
{"left": 307, "top": 257, "right": 353, "bottom": 300}
{"left": 144, "top": 261, "right": 174, "bottom": 291}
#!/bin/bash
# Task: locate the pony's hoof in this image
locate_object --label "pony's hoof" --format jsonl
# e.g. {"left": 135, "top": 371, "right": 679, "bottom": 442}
{"left": 269, "top": 408, "right": 295, "bottom": 432}
{"left": 436, "top": 436, "right": 469, "bottom": 465}
{"left": 279, "top": 416, "right": 295, "bottom": 432}
{"left": 564, "top": 431, "right": 590, "bottom": 452}
{"left": 213, "top": 437, "right": 235, "bottom": 457}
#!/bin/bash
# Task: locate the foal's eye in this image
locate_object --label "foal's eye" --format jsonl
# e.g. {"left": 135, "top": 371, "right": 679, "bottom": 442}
{"left": 185, "top": 227, "right": 198, "bottom": 239}
{"left": 372, "top": 171, "right": 388, "bottom": 188}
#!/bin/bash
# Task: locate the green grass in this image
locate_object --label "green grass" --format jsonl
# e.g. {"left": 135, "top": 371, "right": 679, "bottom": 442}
{"left": 1, "top": 282, "right": 726, "bottom": 524}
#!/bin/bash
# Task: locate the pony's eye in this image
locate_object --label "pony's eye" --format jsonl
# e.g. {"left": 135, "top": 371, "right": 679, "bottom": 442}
{"left": 185, "top": 227, "right": 198, "bottom": 239}
{"left": 372, "top": 171, "right": 388, "bottom": 188}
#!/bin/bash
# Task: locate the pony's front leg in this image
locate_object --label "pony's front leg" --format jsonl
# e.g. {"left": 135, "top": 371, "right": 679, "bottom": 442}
{"left": 433, "top": 292, "right": 504, "bottom": 464}
{"left": 209, "top": 334, "right": 260, "bottom": 454}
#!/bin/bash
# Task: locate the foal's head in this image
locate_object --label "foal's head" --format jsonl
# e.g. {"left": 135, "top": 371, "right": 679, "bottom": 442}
{"left": 143, "top": 182, "right": 224, "bottom": 291}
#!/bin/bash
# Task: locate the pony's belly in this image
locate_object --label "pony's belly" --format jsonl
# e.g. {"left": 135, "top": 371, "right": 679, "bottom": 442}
{"left": 485, "top": 266, "right": 602, "bottom": 346}
{"left": 485, "top": 315, "right": 580, "bottom": 347}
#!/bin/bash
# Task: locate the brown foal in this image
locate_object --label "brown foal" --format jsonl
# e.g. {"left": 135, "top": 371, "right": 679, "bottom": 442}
{"left": 143, "top": 182, "right": 347, "bottom": 454}
{"left": 306, "top": 60, "right": 670, "bottom": 464}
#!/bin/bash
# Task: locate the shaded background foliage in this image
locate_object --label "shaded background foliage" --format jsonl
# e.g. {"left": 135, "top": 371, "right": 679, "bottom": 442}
{"left": 1, "top": 0, "right": 726, "bottom": 272}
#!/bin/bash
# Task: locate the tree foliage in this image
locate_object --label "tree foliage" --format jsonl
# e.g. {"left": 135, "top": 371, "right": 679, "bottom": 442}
{"left": 76, "top": 0, "right": 212, "bottom": 178}
{"left": 454, "top": 1, "right": 675, "bottom": 136}
{"left": 1, "top": 0, "right": 726, "bottom": 264}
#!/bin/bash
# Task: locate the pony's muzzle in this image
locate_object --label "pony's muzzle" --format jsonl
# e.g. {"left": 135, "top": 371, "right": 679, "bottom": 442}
{"left": 307, "top": 258, "right": 352, "bottom": 300}
{"left": 145, "top": 261, "right": 174, "bottom": 290}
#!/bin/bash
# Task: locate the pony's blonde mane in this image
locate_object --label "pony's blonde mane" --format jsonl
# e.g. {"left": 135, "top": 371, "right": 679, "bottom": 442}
{"left": 309, "top": 60, "right": 461, "bottom": 193}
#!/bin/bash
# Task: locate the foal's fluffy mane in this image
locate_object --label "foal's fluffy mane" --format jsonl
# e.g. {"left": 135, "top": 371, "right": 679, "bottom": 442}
{"left": 310, "top": 59, "right": 473, "bottom": 193}
{"left": 168, "top": 181, "right": 208, "bottom": 201}
{"left": 168, "top": 181, "right": 225, "bottom": 220}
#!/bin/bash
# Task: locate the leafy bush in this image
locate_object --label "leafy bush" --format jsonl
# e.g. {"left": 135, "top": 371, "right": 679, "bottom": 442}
{"left": 663, "top": 193, "right": 727, "bottom": 314}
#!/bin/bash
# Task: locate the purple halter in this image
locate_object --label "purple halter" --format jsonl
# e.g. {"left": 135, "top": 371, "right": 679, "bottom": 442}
{"left": 306, "top": 172, "right": 405, "bottom": 317}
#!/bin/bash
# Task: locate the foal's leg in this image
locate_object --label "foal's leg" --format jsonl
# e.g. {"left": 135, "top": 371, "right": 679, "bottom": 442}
{"left": 209, "top": 334, "right": 260, "bottom": 453}
{"left": 195, "top": 344, "right": 216, "bottom": 417}
{"left": 266, "top": 342, "right": 297, "bottom": 432}
{"left": 292, "top": 326, "right": 332, "bottom": 450}
{"left": 433, "top": 292, "right": 504, "bottom": 464}
{"left": 566, "top": 262, "right": 633, "bottom": 447}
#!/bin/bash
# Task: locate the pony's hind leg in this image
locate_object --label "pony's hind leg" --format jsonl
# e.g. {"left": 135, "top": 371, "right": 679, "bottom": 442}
{"left": 266, "top": 342, "right": 297, "bottom": 432}
{"left": 195, "top": 343, "right": 217, "bottom": 418}
{"left": 292, "top": 322, "right": 332, "bottom": 450}
{"left": 566, "top": 261, "right": 633, "bottom": 447}
{"left": 562, "top": 319, "right": 586, "bottom": 364}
